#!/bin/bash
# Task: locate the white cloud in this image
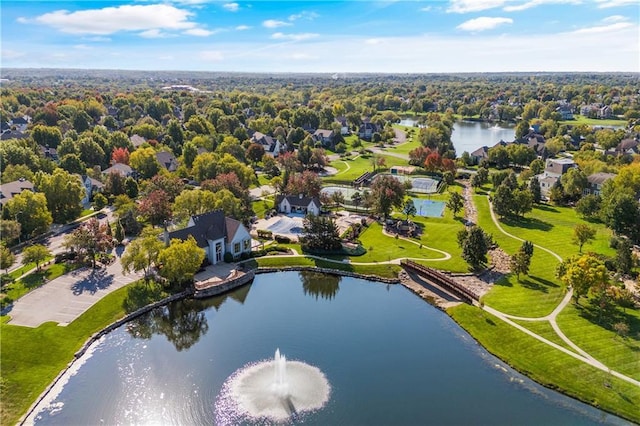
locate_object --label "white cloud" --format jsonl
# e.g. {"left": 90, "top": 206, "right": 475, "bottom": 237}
{"left": 365, "top": 38, "right": 384, "bottom": 45}
{"left": 286, "top": 53, "right": 316, "bottom": 60}
{"left": 262, "top": 19, "right": 291, "bottom": 28}
{"left": 159, "top": 55, "right": 175, "bottom": 60}
{"left": 447, "top": 0, "right": 506, "bottom": 13}
{"left": 16, "top": 17, "right": 29, "bottom": 24}
{"left": 288, "top": 11, "right": 319, "bottom": 21}
{"left": 595, "top": 0, "right": 638, "bottom": 7}
{"left": 457, "top": 17, "right": 513, "bottom": 31}
{"left": 223, "top": 3, "right": 239, "bottom": 12}
{"left": 570, "top": 21, "right": 632, "bottom": 34}
{"left": 200, "top": 50, "right": 224, "bottom": 61}
{"left": 2, "top": 49, "right": 26, "bottom": 60}
{"left": 73, "top": 44, "right": 91, "bottom": 50}
{"left": 602, "top": 15, "right": 628, "bottom": 23}
{"left": 503, "top": 0, "right": 581, "bottom": 12}
{"left": 184, "top": 28, "right": 215, "bottom": 36}
{"left": 235, "top": 25, "right": 251, "bottom": 30}
{"left": 271, "top": 32, "right": 319, "bottom": 41}
{"left": 139, "top": 29, "right": 170, "bottom": 38}
{"left": 84, "top": 36, "right": 111, "bottom": 42}
{"left": 420, "top": 6, "right": 432, "bottom": 11}
{"left": 31, "top": 4, "right": 196, "bottom": 35}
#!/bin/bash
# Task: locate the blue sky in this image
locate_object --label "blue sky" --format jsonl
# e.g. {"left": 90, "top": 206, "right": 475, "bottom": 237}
{"left": 2, "top": 0, "right": 639, "bottom": 72}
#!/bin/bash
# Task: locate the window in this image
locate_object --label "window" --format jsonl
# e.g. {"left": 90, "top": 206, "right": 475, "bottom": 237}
{"left": 243, "top": 239, "right": 250, "bottom": 251}
{"left": 234, "top": 242, "right": 241, "bottom": 253}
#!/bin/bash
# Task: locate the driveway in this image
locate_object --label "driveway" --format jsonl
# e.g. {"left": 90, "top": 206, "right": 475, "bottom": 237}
{"left": 7, "top": 257, "right": 142, "bottom": 328}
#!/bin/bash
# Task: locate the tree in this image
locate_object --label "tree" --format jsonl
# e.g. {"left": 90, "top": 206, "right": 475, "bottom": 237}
{"left": 138, "top": 190, "right": 172, "bottom": 227}
{"left": 330, "top": 190, "right": 345, "bottom": 210}
{"left": 22, "top": 244, "right": 51, "bottom": 271}
{"left": 59, "top": 154, "right": 86, "bottom": 175}
{"left": 0, "top": 243, "right": 15, "bottom": 273}
{"left": 31, "top": 125, "right": 62, "bottom": 148}
{"left": 246, "top": 143, "right": 266, "bottom": 165}
{"left": 35, "top": 169, "right": 85, "bottom": 223}
{"left": 93, "top": 193, "right": 108, "bottom": 210}
{"left": 512, "top": 188, "right": 533, "bottom": 217}
{"left": 575, "top": 194, "right": 601, "bottom": 220}
{"left": 63, "top": 218, "right": 114, "bottom": 268}
{"left": 121, "top": 228, "right": 164, "bottom": 281}
{"left": 129, "top": 147, "right": 160, "bottom": 179}
{"left": 402, "top": 198, "right": 417, "bottom": 220}
{"left": 285, "top": 170, "right": 323, "bottom": 198}
{"left": 458, "top": 226, "right": 489, "bottom": 270}
{"left": 173, "top": 189, "right": 218, "bottom": 221}
{"left": 601, "top": 193, "right": 640, "bottom": 243}
{"left": 111, "top": 147, "right": 130, "bottom": 165}
{"left": 447, "top": 191, "right": 464, "bottom": 217}
{"left": 510, "top": 241, "right": 534, "bottom": 281}
{"left": 615, "top": 238, "right": 634, "bottom": 275}
{"left": 4, "top": 191, "right": 52, "bottom": 238}
{"left": 158, "top": 236, "right": 205, "bottom": 286}
{"left": 572, "top": 224, "right": 596, "bottom": 252}
{"left": 556, "top": 253, "right": 608, "bottom": 304}
{"left": 105, "top": 171, "right": 126, "bottom": 196}
{"left": 492, "top": 184, "right": 513, "bottom": 218}
{"left": 124, "top": 177, "right": 139, "bottom": 199}
{"left": 351, "top": 191, "right": 362, "bottom": 213}
{"left": 144, "top": 174, "right": 185, "bottom": 202}
{"left": 370, "top": 174, "right": 405, "bottom": 218}
{"left": 114, "top": 220, "right": 125, "bottom": 245}
{"left": 560, "top": 168, "right": 588, "bottom": 201}
{"left": 0, "top": 220, "right": 21, "bottom": 244}
{"left": 529, "top": 176, "right": 542, "bottom": 204}
{"left": 301, "top": 215, "right": 342, "bottom": 252}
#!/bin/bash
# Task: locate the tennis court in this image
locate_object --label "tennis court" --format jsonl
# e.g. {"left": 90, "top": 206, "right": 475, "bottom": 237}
{"left": 321, "top": 186, "right": 361, "bottom": 203}
{"left": 412, "top": 198, "right": 445, "bottom": 217}
{"left": 377, "top": 174, "right": 441, "bottom": 194}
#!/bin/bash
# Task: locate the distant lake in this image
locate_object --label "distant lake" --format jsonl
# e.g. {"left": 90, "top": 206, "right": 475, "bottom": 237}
{"left": 399, "top": 118, "right": 516, "bottom": 156}
{"left": 30, "top": 272, "right": 627, "bottom": 425}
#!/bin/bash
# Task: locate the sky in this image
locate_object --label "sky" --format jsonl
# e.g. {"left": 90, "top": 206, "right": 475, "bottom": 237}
{"left": 1, "top": 0, "right": 639, "bottom": 73}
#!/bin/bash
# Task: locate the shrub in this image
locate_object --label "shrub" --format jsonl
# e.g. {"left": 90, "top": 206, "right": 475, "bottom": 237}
{"left": 240, "top": 252, "right": 250, "bottom": 260}
{"left": 223, "top": 252, "right": 234, "bottom": 263}
{"left": 274, "top": 235, "right": 291, "bottom": 244}
{"left": 1, "top": 296, "right": 13, "bottom": 309}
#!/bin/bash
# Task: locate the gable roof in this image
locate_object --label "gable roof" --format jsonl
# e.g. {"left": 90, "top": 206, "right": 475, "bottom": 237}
{"left": 276, "top": 194, "right": 321, "bottom": 208}
{"left": 130, "top": 134, "right": 146, "bottom": 147}
{"left": 168, "top": 210, "right": 226, "bottom": 248}
{"left": 225, "top": 217, "right": 243, "bottom": 243}
{"left": 470, "top": 146, "right": 489, "bottom": 158}
{"left": 0, "top": 179, "right": 35, "bottom": 206}
{"left": 313, "top": 129, "right": 334, "bottom": 138}
{"left": 156, "top": 151, "right": 178, "bottom": 171}
{"left": 587, "top": 172, "right": 616, "bottom": 186}
{"left": 103, "top": 163, "right": 133, "bottom": 176}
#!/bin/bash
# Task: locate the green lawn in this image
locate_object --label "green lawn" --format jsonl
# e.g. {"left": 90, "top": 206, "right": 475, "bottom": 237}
{"left": 326, "top": 154, "right": 408, "bottom": 183}
{"left": 0, "top": 279, "right": 167, "bottom": 425}
{"left": 557, "top": 303, "right": 640, "bottom": 381}
{"left": 474, "top": 195, "right": 567, "bottom": 317}
{"left": 560, "top": 115, "right": 627, "bottom": 127}
{"left": 252, "top": 198, "right": 274, "bottom": 219}
{"left": 449, "top": 304, "right": 640, "bottom": 424}
{"left": 511, "top": 319, "right": 574, "bottom": 351}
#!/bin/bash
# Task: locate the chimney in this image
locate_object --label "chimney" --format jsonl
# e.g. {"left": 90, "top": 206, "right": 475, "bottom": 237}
{"left": 299, "top": 193, "right": 303, "bottom": 199}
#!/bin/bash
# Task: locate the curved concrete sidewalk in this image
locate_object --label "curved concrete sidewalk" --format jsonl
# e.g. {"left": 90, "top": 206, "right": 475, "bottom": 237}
{"left": 7, "top": 258, "right": 142, "bottom": 328}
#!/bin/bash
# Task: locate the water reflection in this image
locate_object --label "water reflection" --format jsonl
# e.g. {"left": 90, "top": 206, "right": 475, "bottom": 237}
{"left": 300, "top": 271, "right": 341, "bottom": 300}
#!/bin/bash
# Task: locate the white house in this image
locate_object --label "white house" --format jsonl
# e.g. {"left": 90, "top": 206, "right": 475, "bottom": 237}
{"left": 250, "top": 131, "right": 282, "bottom": 157}
{"left": 78, "top": 175, "right": 105, "bottom": 206}
{"left": 275, "top": 194, "right": 322, "bottom": 216}
{"left": 166, "top": 210, "right": 252, "bottom": 265}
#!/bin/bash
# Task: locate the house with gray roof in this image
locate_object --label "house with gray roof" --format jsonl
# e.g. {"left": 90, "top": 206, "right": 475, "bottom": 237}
{"left": 249, "top": 130, "right": 281, "bottom": 157}
{"left": 102, "top": 163, "right": 134, "bottom": 178}
{"left": 156, "top": 151, "right": 178, "bottom": 172}
{"left": 584, "top": 172, "right": 616, "bottom": 196}
{"left": 0, "top": 178, "right": 35, "bottom": 207}
{"left": 312, "top": 129, "right": 335, "bottom": 148}
{"left": 275, "top": 194, "right": 322, "bottom": 216}
{"left": 165, "top": 210, "right": 251, "bottom": 264}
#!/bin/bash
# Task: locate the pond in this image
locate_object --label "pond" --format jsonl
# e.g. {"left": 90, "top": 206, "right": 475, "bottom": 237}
{"left": 30, "top": 272, "right": 628, "bottom": 425}
{"left": 399, "top": 119, "right": 516, "bottom": 156}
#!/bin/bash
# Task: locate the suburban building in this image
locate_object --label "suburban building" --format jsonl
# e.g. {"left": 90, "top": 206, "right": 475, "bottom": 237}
{"left": 275, "top": 194, "right": 322, "bottom": 216}
{"left": 130, "top": 134, "right": 147, "bottom": 148}
{"left": 470, "top": 146, "right": 489, "bottom": 164}
{"left": 165, "top": 210, "right": 252, "bottom": 265}
{"left": 79, "top": 175, "right": 105, "bottom": 206}
{"left": 584, "top": 173, "right": 616, "bottom": 196}
{"left": 334, "top": 116, "right": 350, "bottom": 135}
{"left": 156, "top": 151, "right": 178, "bottom": 172}
{"left": 535, "top": 158, "right": 577, "bottom": 199}
{"left": 102, "top": 163, "right": 134, "bottom": 178}
{"left": 249, "top": 131, "right": 281, "bottom": 157}
{"left": 0, "top": 178, "right": 35, "bottom": 207}
{"left": 358, "top": 120, "right": 379, "bottom": 140}
{"left": 312, "top": 129, "right": 335, "bottom": 147}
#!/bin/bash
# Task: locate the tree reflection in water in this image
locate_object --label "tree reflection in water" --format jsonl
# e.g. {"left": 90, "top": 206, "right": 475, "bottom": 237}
{"left": 300, "top": 271, "right": 341, "bottom": 300}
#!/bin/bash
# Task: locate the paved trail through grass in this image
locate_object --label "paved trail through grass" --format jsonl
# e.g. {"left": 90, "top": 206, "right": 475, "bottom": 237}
{"left": 482, "top": 195, "right": 639, "bottom": 388}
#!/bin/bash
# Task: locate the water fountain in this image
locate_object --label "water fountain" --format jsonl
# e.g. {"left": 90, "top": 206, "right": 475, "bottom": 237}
{"left": 215, "top": 348, "right": 331, "bottom": 423}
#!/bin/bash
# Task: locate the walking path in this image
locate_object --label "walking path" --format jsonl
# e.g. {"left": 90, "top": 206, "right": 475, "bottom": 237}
{"left": 472, "top": 190, "right": 639, "bottom": 387}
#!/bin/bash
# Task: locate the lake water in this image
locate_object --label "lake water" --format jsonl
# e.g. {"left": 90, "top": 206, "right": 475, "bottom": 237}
{"left": 399, "top": 118, "right": 515, "bottom": 156}
{"left": 31, "top": 272, "right": 628, "bottom": 425}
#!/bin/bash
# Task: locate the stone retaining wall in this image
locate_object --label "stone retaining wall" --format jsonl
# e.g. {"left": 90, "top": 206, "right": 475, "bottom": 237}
{"left": 194, "top": 271, "right": 255, "bottom": 298}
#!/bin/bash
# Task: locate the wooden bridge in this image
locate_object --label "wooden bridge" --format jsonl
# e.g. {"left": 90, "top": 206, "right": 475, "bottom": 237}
{"left": 400, "top": 259, "right": 479, "bottom": 304}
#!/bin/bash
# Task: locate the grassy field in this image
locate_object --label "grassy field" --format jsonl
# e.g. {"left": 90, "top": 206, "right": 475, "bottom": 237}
{"left": 449, "top": 304, "right": 640, "bottom": 424}
{"left": 0, "top": 279, "right": 168, "bottom": 425}
{"left": 511, "top": 319, "right": 574, "bottom": 351}
{"left": 474, "top": 195, "right": 567, "bottom": 317}
{"left": 326, "top": 154, "right": 408, "bottom": 183}
{"left": 560, "top": 115, "right": 627, "bottom": 127}
{"left": 252, "top": 197, "right": 274, "bottom": 219}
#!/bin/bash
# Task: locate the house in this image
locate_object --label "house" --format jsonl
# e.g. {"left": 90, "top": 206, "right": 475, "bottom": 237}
{"left": 470, "top": 146, "right": 489, "bottom": 165}
{"left": 79, "top": 175, "right": 105, "bottom": 206}
{"left": 165, "top": 210, "right": 252, "bottom": 265}
{"left": 538, "top": 175, "right": 558, "bottom": 198}
{"left": 358, "top": 119, "right": 379, "bottom": 140}
{"left": 335, "top": 116, "right": 350, "bottom": 135}
{"left": 584, "top": 173, "right": 616, "bottom": 196}
{"left": 130, "top": 134, "right": 147, "bottom": 148}
{"left": 156, "top": 151, "right": 178, "bottom": 172}
{"left": 39, "top": 145, "right": 59, "bottom": 161}
{"left": 534, "top": 158, "right": 577, "bottom": 199}
{"left": 312, "top": 129, "right": 335, "bottom": 147}
{"left": 598, "top": 106, "right": 613, "bottom": 119}
{"left": 1, "top": 130, "right": 27, "bottom": 140}
{"left": 556, "top": 105, "right": 574, "bottom": 120}
{"left": 9, "top": 115, "right": 31, "bottom": 132}
{"left": 275, "top": 194, "right": 322, "bottom": 216}
{"left": 614, "top": 138, "right": 639, "bottom": 156}
{"left": 249, "top": 131, "right": 281, "bottom": 157}
{"left": 0, "top": 178, "right": 35, "bottom": 207}
{"left": 102, "top": 163, "right": 134, "bottom": 178}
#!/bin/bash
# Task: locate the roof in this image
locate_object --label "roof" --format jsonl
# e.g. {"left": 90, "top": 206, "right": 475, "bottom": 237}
{"left": 587, "top": 172, "right": 616, "bottom": 186}
{"left": 130, "top": 135, "right": 146, "bottom": 147}
{"left": 156, "top": 151, "right": 178, "bottom": 171}
{"left": 276, "top": 194, "right": 321, "bottom": 208}
{"left": 80, "top": 175, "right": 105, "bottom": 189}
{"left": 0, "top": 179, "right": 35, "bottom": 206}
{"left": 103, "top": 163, "right": 133, "bottom": 176}
{"left": 313, "top": 129, "right": 334, "bottom": 138}
{"left": 470, "top": 146, "right": 489, "bottom": 157}
{"left": 168, "top": 210, "right": 227, "bottom": 248}
{"left": 225, "top": 217, "right": 242, "bottom": 243}
{"left": 1, "top": 130, "right": 27, "bottom": 140}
